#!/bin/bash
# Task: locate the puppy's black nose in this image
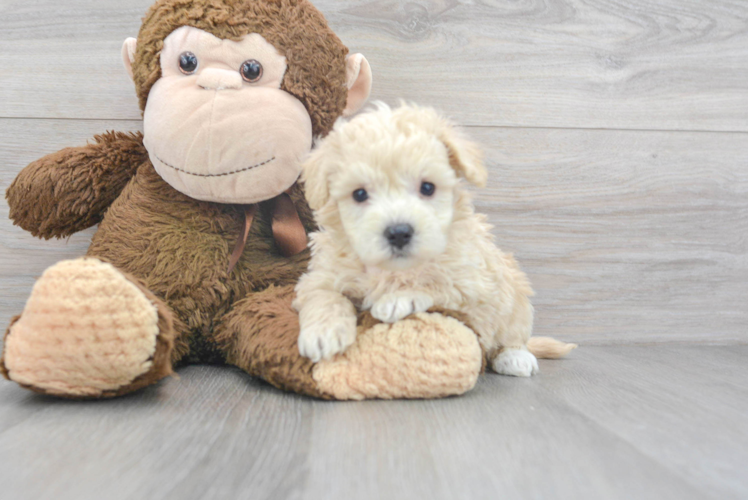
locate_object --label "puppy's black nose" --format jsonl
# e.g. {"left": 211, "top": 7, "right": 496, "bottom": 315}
{"left": 384, "top": 224, "right": 414, "bottom": 250}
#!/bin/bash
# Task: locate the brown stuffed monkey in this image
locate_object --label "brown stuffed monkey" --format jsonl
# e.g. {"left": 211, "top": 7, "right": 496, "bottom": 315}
{"left": 1, "top": 0, "right": 484, "bottom": 400}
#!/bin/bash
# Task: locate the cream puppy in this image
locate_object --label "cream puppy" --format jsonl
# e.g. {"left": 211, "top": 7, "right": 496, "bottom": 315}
{"left": 293, "top": 103, "right": 575, "bottom": 376}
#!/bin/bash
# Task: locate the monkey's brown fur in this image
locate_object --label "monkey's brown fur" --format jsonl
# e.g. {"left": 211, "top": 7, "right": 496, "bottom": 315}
{"left": 6, "top": 131, "right": 148, "bottom": 240}
{"left": 2, "top": 0, "right": 351, "bottom": 398}
{"left": 2, "top": 0, "right": 484, "bottom": 399}
{"left": 133, "top": 0, "right": 349, "bottom": 136}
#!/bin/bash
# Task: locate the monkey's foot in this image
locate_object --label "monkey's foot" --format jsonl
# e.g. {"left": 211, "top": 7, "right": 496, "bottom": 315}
{"left": 313, "top": 312, "right": 483, "bottom": 400}
{"left": 2, "top": 258, "right": 172, "bottom": 398}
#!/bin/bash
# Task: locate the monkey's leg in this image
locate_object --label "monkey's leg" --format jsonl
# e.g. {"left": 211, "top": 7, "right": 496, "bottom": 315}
{"left": 1, "top": 258, "right": 178, "bottom": 398}
{"left": 215, "top": 285, "right": 484, "bottom": 400}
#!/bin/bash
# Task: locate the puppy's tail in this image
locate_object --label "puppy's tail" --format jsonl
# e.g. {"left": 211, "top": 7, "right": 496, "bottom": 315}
{"left": 527, "top": 337, "right": 578, "bottom": 359}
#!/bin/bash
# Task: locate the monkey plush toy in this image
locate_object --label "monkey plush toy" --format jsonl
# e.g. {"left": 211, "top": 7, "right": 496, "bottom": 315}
{"left": 1, "top": 0, "right": 484, "bottom": 400}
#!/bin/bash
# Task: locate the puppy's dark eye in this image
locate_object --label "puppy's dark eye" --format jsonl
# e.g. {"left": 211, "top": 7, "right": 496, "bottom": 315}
{"left": 353, "top": 189, "right": 369, "bottom": 203}
{"left": 178, "top": 52, "right": 198, "bottom": 74}
{"left": 241, "top": 59, "right": 263, "bottom": 82}
{"left": 420, "top": 182, "right": 436, "bottom": 197}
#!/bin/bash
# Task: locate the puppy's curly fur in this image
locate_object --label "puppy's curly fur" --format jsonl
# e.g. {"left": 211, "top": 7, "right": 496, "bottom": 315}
{"left": 294, "top": 103, "right": 575, "bottom": 376}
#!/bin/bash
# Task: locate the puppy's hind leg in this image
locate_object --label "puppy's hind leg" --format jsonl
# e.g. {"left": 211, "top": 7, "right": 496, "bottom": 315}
{"left": 490, "top": 295, "right": 539, "bottom": 377}
{"left": 493, "top": 347, "right": 539, "bottom": 377}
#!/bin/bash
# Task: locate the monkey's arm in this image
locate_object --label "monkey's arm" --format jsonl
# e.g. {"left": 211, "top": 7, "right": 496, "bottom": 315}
{"left": 6, "top": 131, "right": 148, "bottom": 239}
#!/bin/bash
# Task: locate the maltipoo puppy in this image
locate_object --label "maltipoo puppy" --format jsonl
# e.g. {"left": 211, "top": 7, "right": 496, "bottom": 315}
{"left": 293, "top": 103, "right": 575, "bottom": 376}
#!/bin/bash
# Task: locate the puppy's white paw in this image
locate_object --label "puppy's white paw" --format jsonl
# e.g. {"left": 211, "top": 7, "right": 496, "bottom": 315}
{"left": 371, "top": 292, "right": 434, "bottom": 324}
{"left": 492, "top": 348, "right": 539, "bottom": 377}
{"left": 298, "top": 314, "right": 357, "bottom": 363}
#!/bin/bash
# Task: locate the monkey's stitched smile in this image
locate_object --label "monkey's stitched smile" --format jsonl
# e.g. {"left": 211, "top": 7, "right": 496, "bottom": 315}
{"left": 154, "top": 154, "right": 276, "bottom": 178}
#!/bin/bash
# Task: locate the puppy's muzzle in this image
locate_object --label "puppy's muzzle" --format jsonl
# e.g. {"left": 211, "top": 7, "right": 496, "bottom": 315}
{"left": 384, "top": 223, "right": 414, "bottom": 250}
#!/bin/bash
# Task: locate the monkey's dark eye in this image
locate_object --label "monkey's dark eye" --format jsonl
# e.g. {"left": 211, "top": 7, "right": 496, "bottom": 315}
{"left": 353, "top": 189, "right": 369, "bottom": 203}
{"left": 420, "top": 182, "right": 436, "bottom": 197}
{"left": 178, "top": 52, "right": 199, "bottom": 74}
{"left": 241, "top": 59, "right": 263, "bottom": 83}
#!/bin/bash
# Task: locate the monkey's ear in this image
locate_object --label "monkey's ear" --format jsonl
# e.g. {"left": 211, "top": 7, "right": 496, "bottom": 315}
{"left": 122, "top": 38, "right": 138, "bottom": 80}
{"left": 343, "top": 54, "right": 372, "bottom": 117}
{"left": 438, "top": 120, "right": 488, "bottom": 187}
{"left": 301, "top": 148, "right": 331, "bottom": 211}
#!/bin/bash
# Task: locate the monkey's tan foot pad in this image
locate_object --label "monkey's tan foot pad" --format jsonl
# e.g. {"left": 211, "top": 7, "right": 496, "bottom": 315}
{"left": 3, "top": 258, "right": 161, "bottom": 397}
{"left": 313, "top": 312, "right": 483, "bottom": 400}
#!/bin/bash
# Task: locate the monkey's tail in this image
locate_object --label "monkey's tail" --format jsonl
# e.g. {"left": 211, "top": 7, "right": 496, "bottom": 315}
{"left": 527, "top": 337, "right": 578, "bottom": 359}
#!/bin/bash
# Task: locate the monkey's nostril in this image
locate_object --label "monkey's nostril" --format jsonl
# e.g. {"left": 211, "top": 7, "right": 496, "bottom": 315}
{"left": 384, "top": 224, "right": 414, "bottom": 250}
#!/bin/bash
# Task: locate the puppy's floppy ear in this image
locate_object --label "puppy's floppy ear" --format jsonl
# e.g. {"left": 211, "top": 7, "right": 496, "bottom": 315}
{"left": 438, "top": 120, "right": 488, "bottom": 188}
{"left": 301, "top": 148, "right": 331, "bottom": 211}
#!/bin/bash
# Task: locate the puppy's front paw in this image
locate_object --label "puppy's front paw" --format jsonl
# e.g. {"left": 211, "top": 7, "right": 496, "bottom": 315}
{"left": 492, "top": 348, "right": 539, "bottom": 377}
{"left": 298, "top": 314, "right": 357, "bottom": 363}
{"left": 371, "top": 292, "right": 434, "bottom": 324}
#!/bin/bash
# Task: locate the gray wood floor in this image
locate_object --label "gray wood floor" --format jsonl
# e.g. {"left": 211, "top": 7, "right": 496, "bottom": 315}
{"left": 0, "top": 0, "right": 746, "bottom": 499}
{"left": 0, "top": 346, "right": 746, "bottom": 500}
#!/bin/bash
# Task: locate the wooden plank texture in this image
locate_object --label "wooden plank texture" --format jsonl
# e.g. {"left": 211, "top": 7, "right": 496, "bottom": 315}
{"left": 1, "top": 0, "right": 747, "bottom": 131}
{"left": 472, "top": 126, "right": 748, "bottom": 344}
{"left": 0, "top": 345, "right": 746, "bottom": 500}
{"left": 1, "top": 119, "right": 745, "bottom": 345}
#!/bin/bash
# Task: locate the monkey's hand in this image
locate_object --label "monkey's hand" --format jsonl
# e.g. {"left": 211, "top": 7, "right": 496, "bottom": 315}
{"left": 6, "top": 131, "right": 147, "bottom": 239}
